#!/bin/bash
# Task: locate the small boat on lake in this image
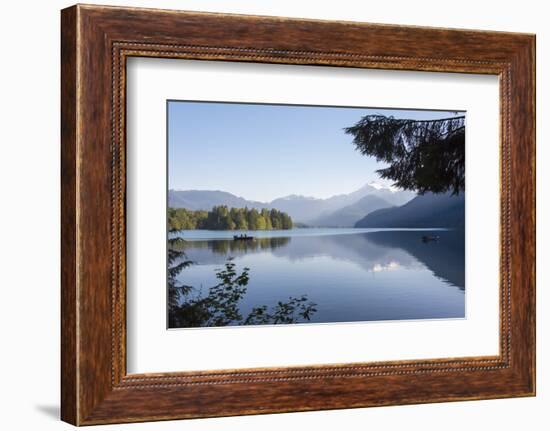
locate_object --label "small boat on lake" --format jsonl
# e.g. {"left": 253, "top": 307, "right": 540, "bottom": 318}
{"left": 233, "top": 234, "right": 254, "bottom": 241}
{"left": 421, "top": 235, "right": 440, "bottom": 242}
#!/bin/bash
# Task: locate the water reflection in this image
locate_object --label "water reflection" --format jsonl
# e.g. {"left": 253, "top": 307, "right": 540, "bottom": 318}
{"left": 180, "top": 230, "right": 464, "bottom": 290}
{"left": 173, "top": 236, "right": 291, "bottom": 255}
{"left": 366, "top": 230, "right": 465, "bottom": 290}
{"left": 168, "top": 237, "right": 317, "bottom": 328}
{"left": 170, "top": 228, "right": 465, "bottom": 327}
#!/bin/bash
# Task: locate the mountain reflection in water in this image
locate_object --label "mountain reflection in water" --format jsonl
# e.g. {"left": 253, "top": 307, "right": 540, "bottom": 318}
{"left": 171, "top": 228, "right": 465, "bottom": 326}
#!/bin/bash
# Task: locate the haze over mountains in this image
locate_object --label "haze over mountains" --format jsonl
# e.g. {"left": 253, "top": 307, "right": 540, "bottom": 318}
{"left": 169, "top": 182, "right": 415, "bottom": 227}
{"left": 310, "top": 194, "right": 393, "bottom": 227}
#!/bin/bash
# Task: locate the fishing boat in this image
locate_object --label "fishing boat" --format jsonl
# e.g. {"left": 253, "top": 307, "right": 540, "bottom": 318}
{"left": 233, "top": 234, "right": 254, "bottom": 241}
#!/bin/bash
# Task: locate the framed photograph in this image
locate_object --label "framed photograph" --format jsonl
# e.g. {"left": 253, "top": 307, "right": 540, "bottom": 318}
{"left": 61, "top": 4, "right": 535, "bottom": 425}
{"left": 165, "top": 101, "right": 466, "bottom": 330}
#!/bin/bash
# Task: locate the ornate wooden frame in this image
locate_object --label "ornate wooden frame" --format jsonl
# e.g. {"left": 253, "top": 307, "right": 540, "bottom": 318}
{"left": 61, "top": 4, "right": 536, "bottom": 426}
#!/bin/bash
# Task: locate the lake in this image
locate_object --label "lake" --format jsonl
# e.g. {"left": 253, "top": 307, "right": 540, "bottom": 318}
{"left": 169, "top": 228, "right": 465, "bottom": 327}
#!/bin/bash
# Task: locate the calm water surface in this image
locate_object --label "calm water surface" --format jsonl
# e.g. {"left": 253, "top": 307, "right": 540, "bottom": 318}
{"left": 171, "top": 228, "right": 465, "bottom": 326}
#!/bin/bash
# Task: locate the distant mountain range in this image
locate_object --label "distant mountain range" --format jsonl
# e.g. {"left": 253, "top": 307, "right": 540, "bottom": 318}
{"left": 168, "top": 182, "right": 415, "bottom": 226}
{"left": 168, "top": 190, "right": 267, "bottom": 211}
{"left": 310, "top": 194, "right": 394, "bottom": 227}
{"left": 354, "top": 192, "right": 465, "bottom": 228}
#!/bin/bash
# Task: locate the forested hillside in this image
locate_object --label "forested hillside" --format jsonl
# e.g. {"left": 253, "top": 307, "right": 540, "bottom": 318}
{"left": 168, "top": 206, "right": 293, "bottom": 231}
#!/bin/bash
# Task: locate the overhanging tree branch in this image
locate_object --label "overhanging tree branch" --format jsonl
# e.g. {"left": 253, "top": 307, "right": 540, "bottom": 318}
{"left": 344, "top": 115, "right": 465, "bottom": 195}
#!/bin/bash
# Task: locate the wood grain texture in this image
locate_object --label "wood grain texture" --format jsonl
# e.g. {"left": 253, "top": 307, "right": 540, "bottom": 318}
{"left": 60, "top": 5, "right": 78, "bottom": 425}
{"left": 60, "top": 4, "right": 536, "bottom": 425}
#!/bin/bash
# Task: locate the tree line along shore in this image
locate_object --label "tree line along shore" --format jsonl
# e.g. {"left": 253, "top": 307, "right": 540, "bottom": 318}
{"left": 168, "top": 206, "right": 293, "bottom": 231}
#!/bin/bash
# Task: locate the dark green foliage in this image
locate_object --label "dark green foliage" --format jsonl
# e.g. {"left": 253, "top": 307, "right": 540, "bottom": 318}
{"left": 168, "top": 244, "right": 316, "bottom": 328}
{"left": 345, "top": 115, "right": 465, "bottom": 195}
{"left": 168, "top": 208, "right": 208, "bottom": 231}
{"left": 167, "top": 237, "right": 195, "bottom": 313}
{"left": 168, "top": 206, "right": 293, "bottom": 231}
{"left": 172, "top": 259, "right": 251, "bottom": 327}
{"left": 247, "top": 208, "right": 260, "bottom": 230}
{"left": 244, "top": 295, "right": 317, "bottom": 325}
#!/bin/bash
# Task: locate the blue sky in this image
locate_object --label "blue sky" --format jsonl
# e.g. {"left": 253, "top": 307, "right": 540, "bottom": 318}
{"left": 168, "top": 101, "right": 462, "bottom": 202}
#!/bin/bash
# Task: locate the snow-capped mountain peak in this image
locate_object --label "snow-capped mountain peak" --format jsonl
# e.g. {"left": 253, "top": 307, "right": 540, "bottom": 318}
{"left": 367, "top": 181, "right": 399, "bottom": 193}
